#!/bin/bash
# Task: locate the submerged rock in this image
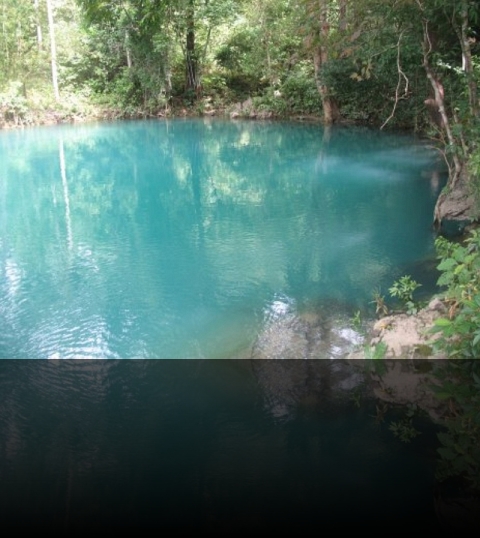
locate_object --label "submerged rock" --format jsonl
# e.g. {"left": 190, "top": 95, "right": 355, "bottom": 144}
{"left": 249, "top": 309, "right": 366, "bottom": 420}
{"left": 250, "top": 309, "right": 363, "bottom": 362}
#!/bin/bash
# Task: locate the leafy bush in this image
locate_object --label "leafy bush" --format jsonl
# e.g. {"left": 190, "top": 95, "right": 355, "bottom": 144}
{"left": 224, "top": 73, "right": 265, "bottom": 100}
{"left": 425, "top": 231, "right": 480, "bottom": 491}
{"left": 430, "top": 230, "right": 480, "bottom": 358}
{"left": 280, "top": 62, "right": 322, "bottom": 115}
{"left": 318, "top": 54, "right": 429, "bottom": 129}
{"left": 0, "top": 81, "right": 29, "bottom": 125}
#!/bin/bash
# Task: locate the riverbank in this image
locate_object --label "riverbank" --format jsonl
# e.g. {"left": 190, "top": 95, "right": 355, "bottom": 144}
{"left": 345, "top": 298, "right": 447, "bottom": 421}
{"left": 351, "top": 298, "right": 448, "bottom": 360}
{"left": 0, "top": 98, "right": 320, "bottom": 130}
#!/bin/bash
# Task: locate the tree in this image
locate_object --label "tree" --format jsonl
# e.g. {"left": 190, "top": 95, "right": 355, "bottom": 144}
{"left": 75, "top": 0, "right": 238, "bottom": 104}
{"left": 301, "top": 0, "right": 341, "bottom": 123}
{"left": 46, "top": 0, "right": 60, "bottom": 101}
{"left": 0, "top": 0, "right": 40, "bottom": 89}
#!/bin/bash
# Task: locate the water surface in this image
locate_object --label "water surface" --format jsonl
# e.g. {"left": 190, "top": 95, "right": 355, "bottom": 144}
{"left": 0, "top": 120, "right": 445, "bottom": 358}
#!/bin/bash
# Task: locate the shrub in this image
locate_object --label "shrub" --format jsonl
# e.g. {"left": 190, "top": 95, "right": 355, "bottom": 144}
{"left": 430, "top": 230, "right": 480, "bottom": 359}
{"left": 0, "top": 81, "right": 29, "bottom": 126}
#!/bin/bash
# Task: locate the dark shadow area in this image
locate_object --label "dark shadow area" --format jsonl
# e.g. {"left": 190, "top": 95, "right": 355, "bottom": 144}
{"left": 0, "top": 359, "right": 470, "bottom": 532}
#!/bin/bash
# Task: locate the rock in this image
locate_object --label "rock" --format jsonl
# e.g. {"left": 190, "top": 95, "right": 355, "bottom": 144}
{"left": 257, "top": 110, "right": 273, "bottom": 119}
{"left": 434, "top": 172, "right": 478, "bottom": 226}
{"left": 372, "top": 318, "right": 393, "bottom": 335}
{"left": 428, "top": 297, "right": 446, "bottom": 313}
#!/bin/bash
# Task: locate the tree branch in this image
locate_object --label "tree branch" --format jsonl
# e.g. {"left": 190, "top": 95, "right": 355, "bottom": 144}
{"left": 381, "top": 32, "right": 409, "bottom": 130}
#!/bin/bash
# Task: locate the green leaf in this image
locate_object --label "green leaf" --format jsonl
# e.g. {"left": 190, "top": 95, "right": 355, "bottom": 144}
{"left": 473, "top": 332, "right": 480, "bottom": 348}
{"left": 434, "top": 318, "right": 452, "bottom": 327}
{"left": 437, "top": 258, "right": 457, "bottom": 271}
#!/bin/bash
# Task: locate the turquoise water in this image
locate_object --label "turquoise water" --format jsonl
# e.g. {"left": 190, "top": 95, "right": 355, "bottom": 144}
{"left": 0, "top": 119, "right": 445, "bottom": 358}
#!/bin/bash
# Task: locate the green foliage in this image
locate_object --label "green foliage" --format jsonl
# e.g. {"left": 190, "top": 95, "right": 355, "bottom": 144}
{"left": 0, "top": 0, "right": 474, "bottom": 139}
{"left": 363, "top": 342, "right": 388, "bottom": 375}
{"left": 430, "top": 230, "right": 480, "bottom": 358}
{"left": 215, "top": 31, "right": 255, "bottom": 72}
{"left": 0, "top": 0, "right": 40, "bottom": 85}
{"left": 364, "top": 342, "right": 388, "bottom": 361}
{"left": 279, "top": 62, "right": 323, "bottom": 114}
{"left": 351, "top": 310, "right": 363, "bottom": 332}
{"left": 426, "top": 231, "right": 480, "bottom": 490}
{"left": 0, "top": 81, "right": 30, "bottom": 126}
{"left": 389, "top": 275, "right": 422, "bottom": 315}
{"left": 224, "top": 73, "right": 265, "bottom": 100}
{"left": 370, "top": 288, "right": 388, "bottom": 317}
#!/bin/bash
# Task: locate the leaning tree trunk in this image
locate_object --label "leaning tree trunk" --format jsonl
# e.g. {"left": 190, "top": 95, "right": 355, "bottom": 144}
{"left": 421, "top": 20, "right": 462, "bottom": 189}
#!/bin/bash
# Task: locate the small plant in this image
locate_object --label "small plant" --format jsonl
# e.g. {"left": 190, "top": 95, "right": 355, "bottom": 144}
{"left": 389, "top": 275, "right": 422, "bottom": 314}
{"left": 371, "top": 288, "right": 389, "bottom": 317}
{"left": 414, "top": 344, "right": 433, "bottom": 358}
{"left": 364, "top": 341, "right": 388, "bottom": 360}
{"left": 0, "top": 81, "right": 29, "bottom": 126}
{"left": 351, "top": 310, "right": 363, "bottom": 332}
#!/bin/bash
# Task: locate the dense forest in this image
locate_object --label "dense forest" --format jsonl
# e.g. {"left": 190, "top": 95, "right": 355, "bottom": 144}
{"left": 1, "top": 0, "right": 479, "bottom": 216}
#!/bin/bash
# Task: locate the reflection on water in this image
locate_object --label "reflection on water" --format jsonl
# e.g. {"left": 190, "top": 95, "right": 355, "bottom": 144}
{"left": 0, "top": 360, "right": 442, "bottom": 530}
{"left": 0, "top": 119, "right": 446, "bottom": 358}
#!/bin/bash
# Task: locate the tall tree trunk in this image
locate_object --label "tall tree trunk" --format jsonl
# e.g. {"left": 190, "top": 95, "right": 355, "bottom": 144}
{"left": 339, "top": 0, "right": 347, "bottom": 33}
{"left": 313, "top": 0, "right": 340, "bottom": 124}
{"left": 125, "top": 31, "right": 132, "bottom": 69}
{"left": 185, "top": 0, "right": 200, "bottom": 96}
{"left": 46, "top": 0, "right": 60, "bottom": 102}
{"left": 34, "top": 0, "right": 42, "bottom": 50}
